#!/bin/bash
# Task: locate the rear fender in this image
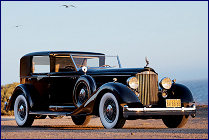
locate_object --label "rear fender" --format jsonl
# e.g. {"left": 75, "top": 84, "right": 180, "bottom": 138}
{"left": 6, "top": 84, "right": 37, "bottom": 111}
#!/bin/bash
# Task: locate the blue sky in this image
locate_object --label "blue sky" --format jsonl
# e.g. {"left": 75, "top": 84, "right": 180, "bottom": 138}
{"left": 1, "top": 1, "right": 208, "bottom": 85}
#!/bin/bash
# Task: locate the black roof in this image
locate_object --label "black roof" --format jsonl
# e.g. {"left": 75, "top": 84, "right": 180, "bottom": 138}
{"left": 23, "top": 51, "right": 105, "bottom": 57}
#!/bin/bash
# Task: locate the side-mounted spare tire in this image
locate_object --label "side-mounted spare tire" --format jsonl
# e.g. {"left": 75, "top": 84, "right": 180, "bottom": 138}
{"left": 73, "top": 76, "right": 96, "bottom": 107}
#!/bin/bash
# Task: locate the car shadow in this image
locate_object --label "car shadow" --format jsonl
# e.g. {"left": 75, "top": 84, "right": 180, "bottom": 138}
{"left": 1, "top": 125, "right": 208, "bottom": 135}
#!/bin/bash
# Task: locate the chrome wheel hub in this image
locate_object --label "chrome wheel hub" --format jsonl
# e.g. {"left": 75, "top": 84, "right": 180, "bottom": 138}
{"left": 106, "top": 105, "right": 113, "bottom": 114}
{"left": 17, "top": 101, "right": 26, "bottom": 121}
{"left": 19, "top": 105, "right": 24, "bottom": 112}
{"left": 79, "top": 89, "right": 86, "bottom": 99}
{"left": 104, "top": 99, "right": 116, "bottom": 123}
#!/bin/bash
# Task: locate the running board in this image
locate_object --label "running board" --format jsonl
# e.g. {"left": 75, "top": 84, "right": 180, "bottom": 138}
{"left": 29, "top": 111, "right": 88, "bottom": 116}
{"left": 29, "top": 111, "right": 71, "bottom": 116}
{"left": 49, "top": 105, "right": 76, "bottom": 109}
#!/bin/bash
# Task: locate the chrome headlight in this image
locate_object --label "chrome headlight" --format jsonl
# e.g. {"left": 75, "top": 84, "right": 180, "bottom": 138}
{"left": 127, "top": 77, "right": 139, "bottom": 89}
{"left": 159, "top": 77, "right": 172, "bottom": 89}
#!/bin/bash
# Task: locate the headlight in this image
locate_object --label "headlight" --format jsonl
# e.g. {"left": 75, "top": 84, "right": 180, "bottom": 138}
{"left": 159, "top": 77, "right": 172, "bottom": 89}
{"left": 127, "top": 77, "right": 139, "bottom": 89}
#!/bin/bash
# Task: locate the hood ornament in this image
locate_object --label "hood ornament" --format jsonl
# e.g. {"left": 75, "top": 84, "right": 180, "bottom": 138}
{"left": 145, "top": 56, "right": 149, "bottom": 67}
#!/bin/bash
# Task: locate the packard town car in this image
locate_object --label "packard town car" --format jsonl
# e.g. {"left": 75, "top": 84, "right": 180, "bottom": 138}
{"left": 5, "top": 51, "right": 196, "bottom": 128}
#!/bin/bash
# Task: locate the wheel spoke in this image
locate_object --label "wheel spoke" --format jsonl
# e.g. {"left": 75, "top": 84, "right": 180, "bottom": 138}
{"left": 17, "top": 100, "right": 26, "bottom": 121}
{"left": 103, "top": 98, "right": 116, "bottom": 123}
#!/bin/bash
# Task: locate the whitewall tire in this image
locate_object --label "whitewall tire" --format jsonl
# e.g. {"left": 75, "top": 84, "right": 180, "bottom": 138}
{"left": 99, "top": 92, "right": 126, "bottom": 129}
{"left": 14, "top": 94, "right": 34, "bottom": 127}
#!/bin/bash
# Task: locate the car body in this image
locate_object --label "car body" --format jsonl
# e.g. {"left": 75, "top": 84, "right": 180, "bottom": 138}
{"left": 5, "top": 51, "right": 196, "bottom": 128}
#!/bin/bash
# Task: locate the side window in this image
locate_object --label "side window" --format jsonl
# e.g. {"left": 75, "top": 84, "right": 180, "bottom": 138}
{"left": 87, "top": 58, "right": 99, "bottom": 67}
{"left": 54, "top": 56, "right": 75, "bottom": 72}
{"left": 32, "top": 56, "right": 50, "bottom": 73}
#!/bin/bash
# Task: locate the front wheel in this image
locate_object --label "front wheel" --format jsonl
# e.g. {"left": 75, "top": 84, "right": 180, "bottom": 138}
{"left": 99, "top": 92, "right": 126, "bottom": 129}
{"left": 14, "top": 94, "right": 35, "bottom": 127}
{"left": 71, "top": 115, "right": 91, "bottom": 126}
{"left": 162, "top": 115, "right": 189, "bottom": 128}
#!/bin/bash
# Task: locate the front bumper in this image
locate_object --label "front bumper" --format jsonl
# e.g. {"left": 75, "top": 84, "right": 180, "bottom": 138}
{"left": 123, "top": 104, "right": 196, "bottom": 118}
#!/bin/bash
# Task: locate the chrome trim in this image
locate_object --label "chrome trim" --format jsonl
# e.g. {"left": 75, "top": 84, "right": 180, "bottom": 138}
{"left": 49, "top": 106, "right": 76, "bottom": 109}
{"left": 70, "top": 54, "right": 78, "bottom": 71}
{"left": 29, "top": 111, "right": 69, "bottom": 116}
{"left": 136, "top": 72, "right": 158, "bottom": 105}
{"left": 124, "top": 106, "right": 196, "bottom": 112}
{"left": 117, "top": 55, "right": 122, "bottom": 68}
{"left": 140, "top": 71, "right": 156, "bottom": 74}
{"left": 123, "top": 105, "right": 196, "bottom": 118}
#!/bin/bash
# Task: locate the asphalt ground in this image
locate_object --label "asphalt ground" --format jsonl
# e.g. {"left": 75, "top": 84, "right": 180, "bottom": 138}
{"left": 1, "top": 106, "right": 208, "bottom": 139}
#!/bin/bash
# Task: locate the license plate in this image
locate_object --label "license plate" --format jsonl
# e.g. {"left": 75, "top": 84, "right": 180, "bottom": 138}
{"left": 166, "top": 99, "right": 181, "bottom": 107}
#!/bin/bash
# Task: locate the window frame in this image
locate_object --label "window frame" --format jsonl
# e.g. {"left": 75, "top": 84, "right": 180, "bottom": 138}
{"left": 50, "top": 54, "right": 78, "bottom": 73}
{"left": 31, "top": 55, "right": 50, "bottom": 75}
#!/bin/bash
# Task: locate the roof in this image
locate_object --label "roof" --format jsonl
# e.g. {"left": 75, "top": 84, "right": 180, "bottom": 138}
{"left": 22, "top": 51, "right": 105, "bottom": 57}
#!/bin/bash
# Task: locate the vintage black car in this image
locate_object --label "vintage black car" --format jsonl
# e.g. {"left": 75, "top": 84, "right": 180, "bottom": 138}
{"left": 5, "top": 51, "right": 196, "bottom": 129}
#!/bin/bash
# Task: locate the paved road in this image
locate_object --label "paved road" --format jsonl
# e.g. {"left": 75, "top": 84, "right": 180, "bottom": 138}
{"left": 1, "top": 107, "right": 208, "bottom": 139}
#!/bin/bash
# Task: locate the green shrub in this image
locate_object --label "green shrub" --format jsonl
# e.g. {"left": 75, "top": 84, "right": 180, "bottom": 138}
{"left": 1, "top": 82, "right": 19, "bottom": 116}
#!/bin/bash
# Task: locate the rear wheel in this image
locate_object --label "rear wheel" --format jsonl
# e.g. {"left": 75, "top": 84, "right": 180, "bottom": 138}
{"left": 99, "top": 92, "right": 126, "bottom": 129}
{"left": 71, "top": 115, "right": 91, "bottom": 126}
{"left": 14, "top": 94, "right": 35, "bottom": 127}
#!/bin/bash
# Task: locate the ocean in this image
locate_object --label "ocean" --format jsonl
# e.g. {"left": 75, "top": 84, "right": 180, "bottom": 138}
{"left": 179, "top": 79, "right": 208, "bottom": 105}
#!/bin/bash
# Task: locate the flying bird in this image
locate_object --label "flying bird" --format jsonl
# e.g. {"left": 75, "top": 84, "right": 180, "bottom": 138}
{"left": 70, "top": 5, "right": 76, "bottom": 8}
{"left": 62, "top": 5, "right": 69, "bottom": 8}
{"left": 61, "top": 4, "right": 76, "bottom": 8}
{"left": 15, "top": 25, "right": 23, "bottom": 28}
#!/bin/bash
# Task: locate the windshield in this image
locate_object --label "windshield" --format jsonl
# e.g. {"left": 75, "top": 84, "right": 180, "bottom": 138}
{"left": 72, "top": 54, "right": 121, "bottom": 69}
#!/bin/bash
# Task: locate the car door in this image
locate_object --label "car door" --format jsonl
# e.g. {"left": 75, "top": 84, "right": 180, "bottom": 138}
{"left": 29, "top": 55, "right": 51, "bottom": 108}
{"left": 48, "top": 54, "right": 80, "bottom": 106}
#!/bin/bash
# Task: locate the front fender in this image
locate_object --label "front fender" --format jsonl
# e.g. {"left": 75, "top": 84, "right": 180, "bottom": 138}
{"left": 70, "top": 82, "right": 141, "bottom": 116}
{"left": 6, "top": 84, "right": 37, "bottom": 111}
{"left": 95, "top": 82, "right": 140, "bottom": 104}
{"left": 169, "top": 83, "right": 194, "bottom": 103}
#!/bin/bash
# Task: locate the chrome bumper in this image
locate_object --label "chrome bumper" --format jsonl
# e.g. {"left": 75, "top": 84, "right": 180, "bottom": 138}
{"left": 123, "top": 105, "right": 196, "bottom": 118}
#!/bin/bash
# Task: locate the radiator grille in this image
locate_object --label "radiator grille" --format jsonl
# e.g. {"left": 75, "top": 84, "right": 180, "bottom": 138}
{"left": 136, "top": 71, "right": 159, "bottom": 106}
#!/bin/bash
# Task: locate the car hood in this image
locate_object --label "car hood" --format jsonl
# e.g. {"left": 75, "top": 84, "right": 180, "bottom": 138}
{"left": 82, "top": 67, "right": 157, "bottom": 76}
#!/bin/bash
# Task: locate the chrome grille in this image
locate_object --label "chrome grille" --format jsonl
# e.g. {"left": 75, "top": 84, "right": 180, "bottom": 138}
{"left": 136, "top": 71, "right": 158, "bottom": 106}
